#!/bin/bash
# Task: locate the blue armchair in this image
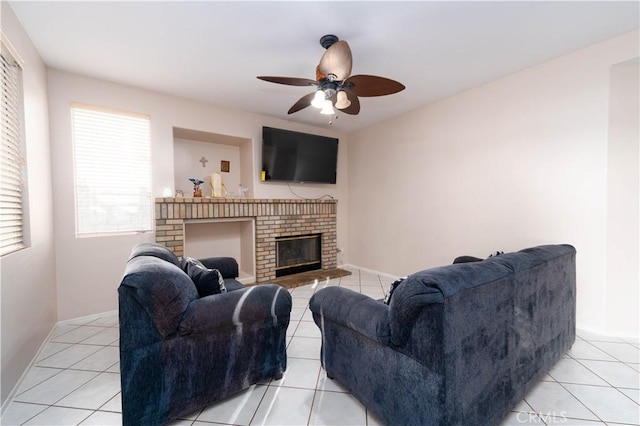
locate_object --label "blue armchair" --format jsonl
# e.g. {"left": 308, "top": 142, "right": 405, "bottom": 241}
{"left": 118, "top": 243, "right": 292, "bottom": 426}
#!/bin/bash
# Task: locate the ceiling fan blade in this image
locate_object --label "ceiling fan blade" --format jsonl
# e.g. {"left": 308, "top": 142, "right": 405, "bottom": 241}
{"left": 318, "top": 40, "right": 352, "bottom": 81}
{"left": 287, "top": 92, "right": 315, "bottom": 114}
{"left": 339, "top": 91, "right": 360, "bottom": 115}
{"left": 257, "top": 76, "right": 318, "bottom": 87}
{"left": 344, "top": 74, "right": 405, "bottom": 97}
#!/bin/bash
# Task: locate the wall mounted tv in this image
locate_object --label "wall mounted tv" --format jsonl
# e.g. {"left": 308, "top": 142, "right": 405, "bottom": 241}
{"left": 261, "top": 126, "right": 339, "bottom": 184}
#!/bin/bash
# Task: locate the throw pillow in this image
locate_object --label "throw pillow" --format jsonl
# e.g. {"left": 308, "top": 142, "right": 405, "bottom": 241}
{"left": 183, "top": 257, "right": 227, "bottom": 297}
{"left": 453, "top": 255, "right": 483, "bottom": 264}
{"left": 383, "top": 276, "right": 407, "bottom": 305}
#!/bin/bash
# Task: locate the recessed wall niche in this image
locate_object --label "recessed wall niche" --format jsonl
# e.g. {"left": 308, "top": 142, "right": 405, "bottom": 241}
{"left": 172, "top": 127, "right": 255, "bottom": 280}
{"left": 172, "top": 127, "right": 253, "bottom": 198}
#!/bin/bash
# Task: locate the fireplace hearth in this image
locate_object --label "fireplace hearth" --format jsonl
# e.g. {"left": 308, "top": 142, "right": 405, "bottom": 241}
{"left": 276, "top": 234, "right": 321, "bottom": 277}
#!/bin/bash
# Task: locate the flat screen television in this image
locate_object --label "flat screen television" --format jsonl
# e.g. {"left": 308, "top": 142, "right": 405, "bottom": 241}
{"left": 261, "top": 126, "right": 339, "bottom": 184}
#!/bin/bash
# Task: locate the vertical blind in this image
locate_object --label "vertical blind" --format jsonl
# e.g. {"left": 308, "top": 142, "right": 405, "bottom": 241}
{"left": 0, "top": 42, "right": 25, "bottom": 256}
{"left": 72, "top": 104, "right": 152, "bottom": 236}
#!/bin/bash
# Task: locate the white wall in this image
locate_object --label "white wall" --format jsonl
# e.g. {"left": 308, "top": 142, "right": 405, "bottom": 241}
{"left": 347, "top": 31, "right": 639, "bottom": 337}
{"left": 0, "top": 3, "right": 57, "bottom": 405}
{"left": 47, "top": 69, "right": 349, "bottom": 320}
{"left": 606, "top": 59, "right": 639, "bottom": 335}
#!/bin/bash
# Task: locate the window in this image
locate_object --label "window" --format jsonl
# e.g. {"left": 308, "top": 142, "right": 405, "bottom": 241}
{"left": 72, "top": 104, "right": 152, "bottom": 236}
{"left": 0, "top": 40, "right": 26, "bottom": 256}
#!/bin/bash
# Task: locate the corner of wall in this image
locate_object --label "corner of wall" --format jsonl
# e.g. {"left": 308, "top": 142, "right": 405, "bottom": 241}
{"left": 1, "top": 1, "right": 58, "bottom": 406}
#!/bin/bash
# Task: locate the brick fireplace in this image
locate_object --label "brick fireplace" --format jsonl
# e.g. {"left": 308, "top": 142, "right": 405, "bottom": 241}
{"left": 154, "top": 198, "right": 337, "bottom": 282}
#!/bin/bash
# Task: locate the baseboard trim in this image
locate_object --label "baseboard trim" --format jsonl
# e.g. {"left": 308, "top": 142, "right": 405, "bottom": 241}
{"left": 341, "top": 263, "right": 398, "bottom": 281}
{"left": 577, "top": 326, "right": 639, "bottom": 342}
{"left": 57, "top": 310, "right": 118, "bottom": 327}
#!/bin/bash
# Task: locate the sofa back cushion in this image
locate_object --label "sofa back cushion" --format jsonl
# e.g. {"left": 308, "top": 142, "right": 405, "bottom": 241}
{"left": 129, "top": 243, "right": 182, "bottom": 268}
{"left": 389, "top": 260, "right": 511, "bottom": 346}
{"left": 388, "top": 244, "right": 576, "bottom": 347}
{"left": 120, "top": 255, "right": 198, "bottom": 338}
{"left": 488, "top": 244, "right": 575, "bottom": 273}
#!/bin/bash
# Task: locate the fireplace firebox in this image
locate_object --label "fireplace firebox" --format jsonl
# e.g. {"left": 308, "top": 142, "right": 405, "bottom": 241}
{"left": 275, "top": 234, "right": 321, "bottom": 277}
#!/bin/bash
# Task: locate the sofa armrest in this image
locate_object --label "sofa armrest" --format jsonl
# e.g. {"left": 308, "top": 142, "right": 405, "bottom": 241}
{"left": 309, "top": 287, "right": 390, "bottom": 345}
{"left": 198, "top": 256, "right": 239, "bottom": 278}
{"left": 178, "top": 284, "right": 292, "bottom": 336}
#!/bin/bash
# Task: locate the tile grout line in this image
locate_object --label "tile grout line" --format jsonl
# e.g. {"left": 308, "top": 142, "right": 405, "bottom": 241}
{"left": 571, "top": 356, "right": 639, "bottom": 391}
{"left": 4, "top": 401, "right": 50, "bottom": 426}
{"left": 31, "top": 343, "right": 74, "bottom": 365}
{"left": 551, "top": 355, "right": 634, "bottom": 390}
{"left": 554, "top": 379, "right": 608, "bottom": 424}
{"left": 560, "top": 348, "right": 639, "bottom": 423}
{"left": 18, "top": 330, "right": 121, "bottom": 419}
{"left": 570, "top": 353, "right": 640, "bottom": 409}
{"left": 590, "top": 342, "right": 640, "bottom": 365}
{"left": 13, "top": 367, "right": 66, "bottom": 398}
{"left": 306, "top": 367, "right": 323, "bottom": 426}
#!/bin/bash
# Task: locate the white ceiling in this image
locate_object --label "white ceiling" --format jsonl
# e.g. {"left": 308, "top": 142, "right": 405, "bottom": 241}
{"left": 8, "top": 1, "right": 639, "bottom": 133}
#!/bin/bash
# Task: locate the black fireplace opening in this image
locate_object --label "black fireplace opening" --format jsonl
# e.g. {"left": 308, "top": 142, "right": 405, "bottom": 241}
{"left": 275, "top": 234, "right": 321, "bottom": 277}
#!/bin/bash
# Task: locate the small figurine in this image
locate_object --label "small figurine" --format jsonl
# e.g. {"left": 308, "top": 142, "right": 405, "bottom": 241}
{"left": 238, "top": 184, "right": 249, "bottom": 198}
{"left": 188, "top": 178, "right": 204, "bottom": 197}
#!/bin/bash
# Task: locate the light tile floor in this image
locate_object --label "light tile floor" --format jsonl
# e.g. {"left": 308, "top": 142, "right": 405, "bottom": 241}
{"left": 2, "top": 267, "right": 639, "bottom": 425}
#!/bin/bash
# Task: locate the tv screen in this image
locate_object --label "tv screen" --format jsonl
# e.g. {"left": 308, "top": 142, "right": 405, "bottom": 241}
{"left": 262, "top": 127, "right": 338, "bottom": 184}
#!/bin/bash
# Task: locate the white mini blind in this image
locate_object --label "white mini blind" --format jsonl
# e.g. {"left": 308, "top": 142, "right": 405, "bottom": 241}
{"left": 72, "top": 104, "right": 152, "bottom": 236}
{"left": 0, "top": 42, "right": 26, "bottom": 256}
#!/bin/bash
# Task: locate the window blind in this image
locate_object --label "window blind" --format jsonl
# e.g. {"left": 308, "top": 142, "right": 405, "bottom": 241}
{"left": 71, "top": 104, "right": 152, "bottom": 236}
{"left": 0, "top": 42, "right": 26, "bottom": 256}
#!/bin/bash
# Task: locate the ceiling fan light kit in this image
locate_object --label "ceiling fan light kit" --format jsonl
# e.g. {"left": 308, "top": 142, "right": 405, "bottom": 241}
{"left": 320, "top": 99, "right": 335, "bottom": 115}
{"left": 257, "top": 34, "right": 405, "bottom": 121}
{"left": 311, "top": 90, "right": 325, "bottom": 108}
{"left": 335, "top": 90, "right": 351, "bottom": 109}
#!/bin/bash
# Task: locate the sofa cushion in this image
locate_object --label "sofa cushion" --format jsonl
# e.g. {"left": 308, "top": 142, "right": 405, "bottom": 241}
{"left": 223, "top": 278, "right": 245, "bottom": 292}
{"left": 383, "top": 276, "right": 407, "bottom": 305}
{"left": 183, "top": 257, "right": 227, "bottom": 297}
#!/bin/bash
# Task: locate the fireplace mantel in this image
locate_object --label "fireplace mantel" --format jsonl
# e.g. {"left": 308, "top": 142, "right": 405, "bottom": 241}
{"left": 154, "top": 197, "right": 337, "bottom": 282}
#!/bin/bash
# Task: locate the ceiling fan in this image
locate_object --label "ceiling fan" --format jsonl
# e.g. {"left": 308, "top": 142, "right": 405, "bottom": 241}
{"left": 257, "top": 34, "right": 405, "bottom": 117}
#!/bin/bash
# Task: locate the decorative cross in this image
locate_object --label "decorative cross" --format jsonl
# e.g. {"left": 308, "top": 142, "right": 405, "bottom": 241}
{"left": 199, "top": 156, "right": 208, "bottom": 167}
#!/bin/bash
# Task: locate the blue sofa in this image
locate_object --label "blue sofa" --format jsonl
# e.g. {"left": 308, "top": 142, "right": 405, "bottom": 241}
{"left": 118, "top": 243, "right": 292, "bottom": 426}
{"left": 310, "top": 244, "right": 576, "bottom": 426}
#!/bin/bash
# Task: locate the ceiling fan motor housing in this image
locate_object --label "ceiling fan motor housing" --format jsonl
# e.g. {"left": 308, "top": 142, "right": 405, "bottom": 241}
{"left": 319, "top": 34, "right": 339, "bottom": 49}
